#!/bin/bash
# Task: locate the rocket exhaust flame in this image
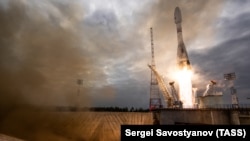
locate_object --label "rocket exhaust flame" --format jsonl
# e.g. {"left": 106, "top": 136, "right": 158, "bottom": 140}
{"left": 176, "top": 67, "right": 193, "bottom": 108}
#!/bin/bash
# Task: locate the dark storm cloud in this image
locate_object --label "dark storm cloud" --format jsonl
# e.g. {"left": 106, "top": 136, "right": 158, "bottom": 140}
{"left": 84, "top": 9, "right": 118, "bottom": 33}
{"left": 216, "top": 12, "right": 250, "bottom": 42}
{"left": 190, "top": 11, "right": 250, "bottom": 104}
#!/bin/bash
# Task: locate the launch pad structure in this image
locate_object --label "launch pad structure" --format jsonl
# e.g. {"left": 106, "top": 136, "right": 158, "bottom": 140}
{"left": 148, "top": 6, "right": 193, "bottom": 110}
{"left": 149, "top": 27, "right": 163, "bottom": 110}
{"left": 148, "top": 7, "right": 250, "bottom": 125}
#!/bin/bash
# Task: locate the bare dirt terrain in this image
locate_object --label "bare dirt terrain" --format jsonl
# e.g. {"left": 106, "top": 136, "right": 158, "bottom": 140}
{"left": 0, "top": 109, "right": 153, "bottom": 141}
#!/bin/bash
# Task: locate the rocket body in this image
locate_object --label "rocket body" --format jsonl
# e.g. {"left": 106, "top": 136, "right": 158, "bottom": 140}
{"left": 174, "top": 7, "right": 191, "bottom": 70}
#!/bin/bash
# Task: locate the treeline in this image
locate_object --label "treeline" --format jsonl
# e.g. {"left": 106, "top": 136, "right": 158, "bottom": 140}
{"left": 88, "top": 107, "right": 150, "bottom": 112}
{"left": 55, "top": 106, "right": 150, "bottom": 112}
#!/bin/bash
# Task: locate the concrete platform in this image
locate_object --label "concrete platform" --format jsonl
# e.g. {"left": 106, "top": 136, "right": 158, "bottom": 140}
{"left": 157, "top": 108, "right": 250, "bottom": 125}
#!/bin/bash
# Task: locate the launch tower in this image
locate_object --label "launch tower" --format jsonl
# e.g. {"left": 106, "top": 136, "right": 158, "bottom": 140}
{"left": 149, "top": 27, "right": 162, "bottom": 110}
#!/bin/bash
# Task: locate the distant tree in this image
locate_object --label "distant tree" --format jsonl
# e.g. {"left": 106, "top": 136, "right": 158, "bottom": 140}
{"left": 130, "top": 107, "right": 134, "bottom": 112}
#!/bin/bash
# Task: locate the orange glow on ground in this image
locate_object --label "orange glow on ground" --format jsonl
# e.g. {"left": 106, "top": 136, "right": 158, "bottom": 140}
{"left": 176, "top": 67, "right": 193, "bottom": 108}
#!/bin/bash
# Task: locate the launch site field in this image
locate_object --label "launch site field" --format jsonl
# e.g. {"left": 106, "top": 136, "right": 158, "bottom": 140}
{"left": 0, "top": 110, "right": 153, "bottom": 141}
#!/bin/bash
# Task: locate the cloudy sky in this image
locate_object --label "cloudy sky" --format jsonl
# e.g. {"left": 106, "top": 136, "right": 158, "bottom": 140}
{"left": 0, "top": 0, "right": 250, "bottom": 109}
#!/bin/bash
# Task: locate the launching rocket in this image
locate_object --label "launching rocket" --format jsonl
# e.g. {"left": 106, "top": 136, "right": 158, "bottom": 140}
{"left": 174, "top": 7, "right": 191, "bottom": 70}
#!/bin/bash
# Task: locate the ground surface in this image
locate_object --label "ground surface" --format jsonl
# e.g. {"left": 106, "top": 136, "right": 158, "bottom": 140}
{"left": 0, "top": 109, "right": 153, "bottom": 141}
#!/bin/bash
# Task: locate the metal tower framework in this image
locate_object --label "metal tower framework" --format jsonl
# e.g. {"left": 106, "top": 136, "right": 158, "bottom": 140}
{"left": 149, "top": 27, "right": 162, "bottom": 110}
{"left": 224, "top": 72, "right": 239, "bottom": 108}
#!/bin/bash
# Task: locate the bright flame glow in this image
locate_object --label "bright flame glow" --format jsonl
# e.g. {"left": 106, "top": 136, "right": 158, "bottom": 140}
{"left": 176, "top": 67, "right": 193, "bottom": 108}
